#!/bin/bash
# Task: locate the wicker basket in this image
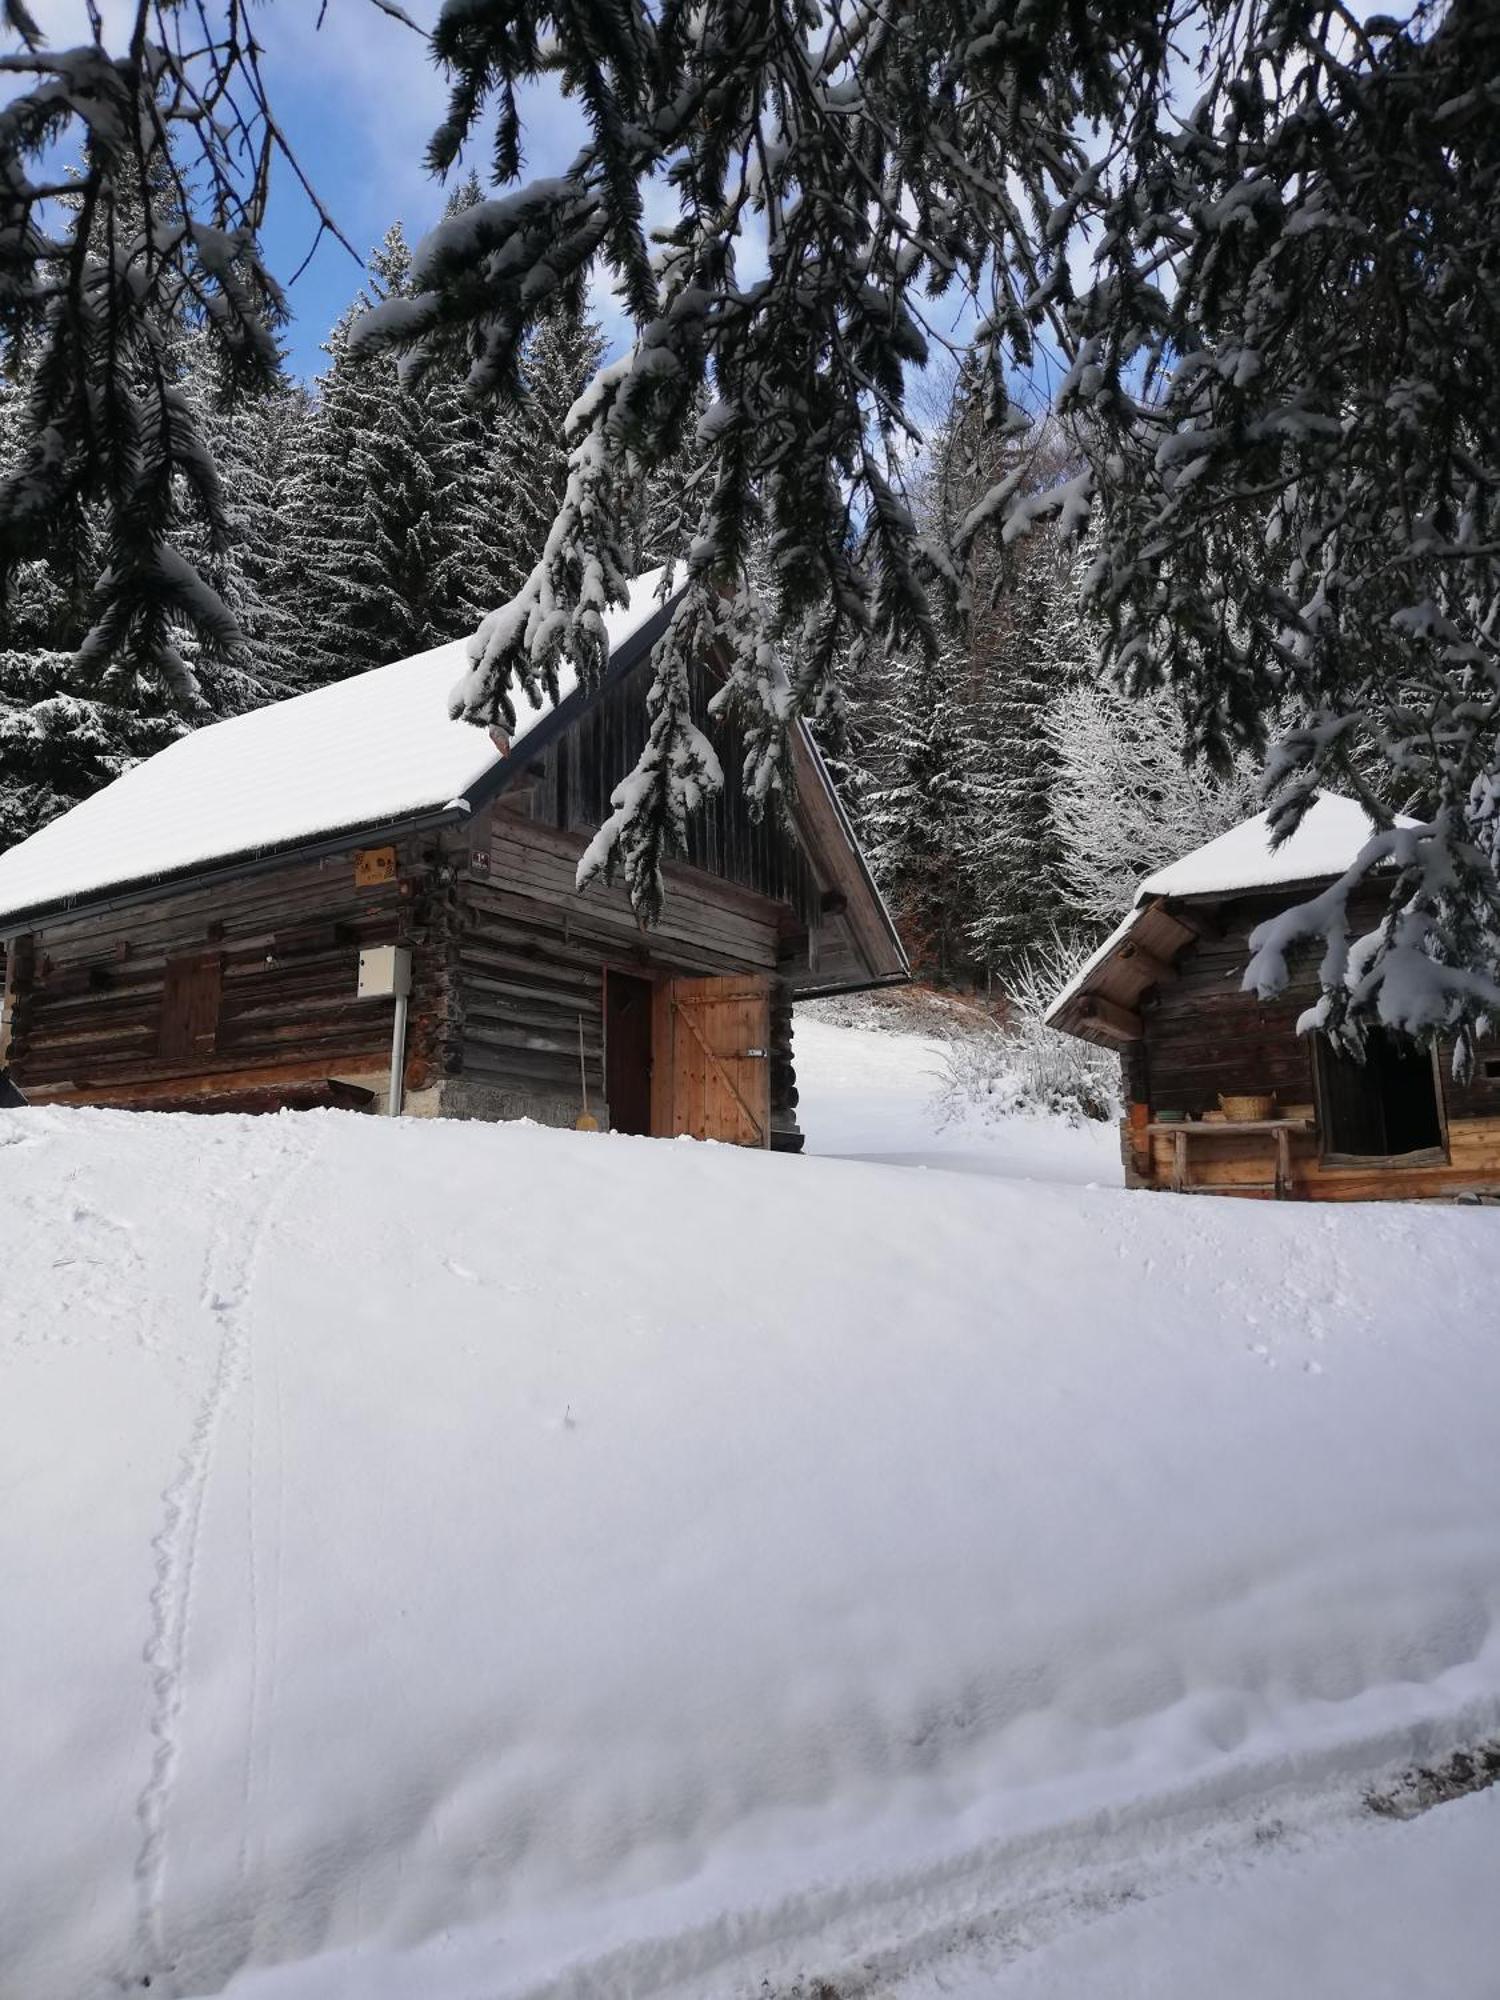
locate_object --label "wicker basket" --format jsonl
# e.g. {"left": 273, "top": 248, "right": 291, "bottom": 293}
{"left": 1219, "top": 1092, "right": 1275, "bottom": 1123}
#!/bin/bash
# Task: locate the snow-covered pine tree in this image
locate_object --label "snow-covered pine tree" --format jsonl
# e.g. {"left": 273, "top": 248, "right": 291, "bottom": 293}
{"left": 0, "top": 294, "right": 290, "bottom": 845}
{"left": 964, "top": 535, "right": 1091, "bottom": 974}
{"left": 281, "top": 214, "right": 605, "bottom": 689}
{"left": 280, "top": 226, "right": 483, "bottom": 684}
{"left": 170, "top": 327, "right": 308, "bottom": 705}
{"left": 487, "top": 302, "right": 608, "bottom": 597}
{"left": 0, "top": 648, "right": 186, "bottom": 849}
{"left": 863, "top": 644, "right": 988, "bottom": 983}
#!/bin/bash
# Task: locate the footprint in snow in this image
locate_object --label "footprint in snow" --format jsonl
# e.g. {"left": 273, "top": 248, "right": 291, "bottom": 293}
{"left": 445, "top": 1259, "right": 480, "bottom": 1283}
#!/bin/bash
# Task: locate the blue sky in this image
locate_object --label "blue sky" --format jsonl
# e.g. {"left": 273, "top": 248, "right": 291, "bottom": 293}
{"left": 30, "top": 0, "right": 608, "bottom": 379}
{"left": 23, "top": 0, "right": 994, "bottom": 404}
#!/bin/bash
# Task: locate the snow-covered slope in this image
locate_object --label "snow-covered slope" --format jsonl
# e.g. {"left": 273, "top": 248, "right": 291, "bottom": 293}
{"left": 796, "top": 1011, "right": 1121, "bottom": 1182}
{"left": 4, "top": 1033, "right": 1500, "bottom": 2000}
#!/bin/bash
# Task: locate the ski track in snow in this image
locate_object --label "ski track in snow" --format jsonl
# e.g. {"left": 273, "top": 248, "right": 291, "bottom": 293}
{"left": 133, "top": 1119, "right": 325, "bottom": 1995}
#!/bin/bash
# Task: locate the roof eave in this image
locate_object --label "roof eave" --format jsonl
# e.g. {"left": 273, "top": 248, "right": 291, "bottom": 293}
{"left": 0, "top": 799, "right": 472, "bottom": 937}
{"left": 0, "top": 587, "right": 690, "bottom": 938}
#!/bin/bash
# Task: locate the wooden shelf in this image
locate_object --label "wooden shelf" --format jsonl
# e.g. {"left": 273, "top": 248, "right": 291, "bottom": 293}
{"left": 1146, "top": 1118, "right": 1315, "bottom": 1137}
{"left": 1147, "top": 1117, "right": 1316, "bottom": 1197}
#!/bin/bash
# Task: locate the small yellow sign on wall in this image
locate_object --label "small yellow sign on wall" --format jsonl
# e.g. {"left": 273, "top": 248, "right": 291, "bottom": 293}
{"left": 354, "top": 846, "right": 398, "bottom": 888}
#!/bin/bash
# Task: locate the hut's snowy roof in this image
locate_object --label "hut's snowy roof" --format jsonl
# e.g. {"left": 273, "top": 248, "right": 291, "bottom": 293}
{"left": 1136, "top": 795, "right": 1401, "bottom": 903}
{"left": 0, "top": 572, "right": 675, "bottom": 925}
{"left": 1045, "top": 796, "right": 1414, "bottom": 1034}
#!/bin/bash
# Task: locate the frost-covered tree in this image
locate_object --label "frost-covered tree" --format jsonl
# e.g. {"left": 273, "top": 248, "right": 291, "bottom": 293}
{"left": 279, "top": 226, "right": 493, "bottom": 684}
{"left": 280, "top": 219, "right": 604, "bottom": 689}
{"left": 488, "top": 303, "right": 608, "bottom": 595}
{"left": 5, "top": 2, "right": 1500, "bottom": 1041}
{"left": 863, "top": 645, "right": 990, "bottom": 982}
{"left": 1045, "top": 681, "right": 1261, "bottom": 928}
{"left": 964, "top": 543, "right": 1090, "bottom": 974}
{"left": 0, "top": 648, "right": 185, "bottom": 848}
{"left": 0, "top": 288, "right": 290, "bottom": 844}
{"left": 181, "top": 362, "right": 309, "bottom": 696}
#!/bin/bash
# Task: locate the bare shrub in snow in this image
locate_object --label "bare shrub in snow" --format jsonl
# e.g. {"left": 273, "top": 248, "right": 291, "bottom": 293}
{"left": 937, "top": 936, "right": 1119, "bottom": 1126}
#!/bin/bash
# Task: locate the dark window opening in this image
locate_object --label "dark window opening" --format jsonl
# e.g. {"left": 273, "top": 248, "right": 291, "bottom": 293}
{"left": 1316, "top": 1029, "right": 1443, "bottom": 1159}
{"left": 1483, "top": 1056, "right": 1500, "bottom": 1083}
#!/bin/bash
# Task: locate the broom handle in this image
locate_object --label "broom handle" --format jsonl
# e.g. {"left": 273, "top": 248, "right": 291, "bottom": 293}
{"left": 578, "top": 1014, "right": 589, "bottom": 1115}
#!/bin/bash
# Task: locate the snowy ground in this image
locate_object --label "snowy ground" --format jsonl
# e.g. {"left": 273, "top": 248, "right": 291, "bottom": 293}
{"left": 794, "top": 1012, "right": 1121, "bottom": 1183}
{"left": 4, "top": 1019, "right": 1500, "bottom": 2000}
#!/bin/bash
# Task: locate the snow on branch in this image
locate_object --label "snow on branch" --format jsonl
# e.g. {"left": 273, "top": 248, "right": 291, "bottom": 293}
{"left": 576, "top": 583, "right": 726, "bottom": 922}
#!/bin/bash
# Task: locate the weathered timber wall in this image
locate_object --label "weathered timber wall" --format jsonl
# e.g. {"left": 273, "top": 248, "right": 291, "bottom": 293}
{"left": 8, "top": 841, "right": 449, "bottom": 1104}
{"left": 1139, "top": 900, "right": 1324, "bottom": 1117}
{"left": 1135, "top": 889, "right": 1500, "bottom": 1197}
{"left": 510, "top": 657, "right": 820, "bottom": 929}
{"left": 451, "top": 812, "right": 790, "bottom": 1120}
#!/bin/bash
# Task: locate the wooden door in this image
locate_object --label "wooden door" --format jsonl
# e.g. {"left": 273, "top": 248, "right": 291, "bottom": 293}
{"left": 158, "top": 952, "right": 222, "bottom": 1063}
{"left": 653, "top": 975, "right": 771, "bottom": 1147}
{"left": 605, "top": 970, "right": 655, "bottom": 1135}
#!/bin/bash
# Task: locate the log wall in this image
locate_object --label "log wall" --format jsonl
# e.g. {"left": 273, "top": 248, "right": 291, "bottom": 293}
{"left": 1132, "top": 891, "right": 1500, "bottom": 1199}
{"left": 6, "top": 840, "right": 448, "bottom": 1107}
{"left": 1, "top": 656, "right": 830, "bottom": 1126}
{"left": 448, "top": 809, "right": 790, "bottom": 1124}
{"left": 513, "top": 656, "right": 821, "bottom": 928}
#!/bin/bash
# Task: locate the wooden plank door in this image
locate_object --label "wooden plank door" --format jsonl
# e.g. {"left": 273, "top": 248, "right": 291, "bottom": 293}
{"left": 654, "top": 975, "right": 771, "bottom": 1147}
{"left": 158, "top": 952, "right": 223, "bottom": 1063}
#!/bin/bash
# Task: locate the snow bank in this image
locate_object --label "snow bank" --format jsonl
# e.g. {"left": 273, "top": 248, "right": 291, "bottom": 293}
{"left": 0, "top": 570, "right": 673, "bottom": 924}
{"left": 922, "top": 1787, "right": 1500, "bottom": 2000}
{"left": 4, "top": 1093, "right": 1500, "bottom": 1998}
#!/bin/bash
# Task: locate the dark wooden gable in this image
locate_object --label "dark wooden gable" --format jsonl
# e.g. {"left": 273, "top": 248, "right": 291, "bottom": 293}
{"left": 502, "top": 656, "right": 820, "bottom": 929}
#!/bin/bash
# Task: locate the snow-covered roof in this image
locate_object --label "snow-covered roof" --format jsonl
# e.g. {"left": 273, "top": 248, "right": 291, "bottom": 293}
{"left": 1045, "top": 796, "right": 1414, "bottom": 1035}
{"left": 1136, "top": 795, "right": 1405, "bottom": 902}
{"left": 0, "top": 571, "right": 676, "bottom": 926}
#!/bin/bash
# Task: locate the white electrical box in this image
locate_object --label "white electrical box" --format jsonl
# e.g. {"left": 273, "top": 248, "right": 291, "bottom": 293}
{"left": 357, "top": 944, "right": 412, "bottom": 1000}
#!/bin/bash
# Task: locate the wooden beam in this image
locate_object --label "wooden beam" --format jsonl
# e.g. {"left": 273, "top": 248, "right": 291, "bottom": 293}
{"left": 1159, "top": 900, "right": 1224, "bottom": 941}
{"left": 1118, "top": 940, "right": 1177, "bottom": 987}
{"left": 1082, "top": 995, "right": 1143, "bottom": 1042}
{"left": 0, "top": 933, "right": 33, "bottom": 1068}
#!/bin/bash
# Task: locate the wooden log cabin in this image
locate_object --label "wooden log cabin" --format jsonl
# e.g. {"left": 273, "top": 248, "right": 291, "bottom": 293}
{"left": 0, "top": 572, "right": 906, "bottom": 1146}
{"left": 1047, "top": 795, "right": 1500, "bottom": 1201}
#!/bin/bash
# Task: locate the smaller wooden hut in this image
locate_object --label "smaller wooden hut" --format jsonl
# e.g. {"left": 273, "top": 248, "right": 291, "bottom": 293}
{"left": 0, "top": 573, "right": 907, "bottom": 1145}
{"left": 1047, "top": 796, "right": 1500, "bottom": 1201}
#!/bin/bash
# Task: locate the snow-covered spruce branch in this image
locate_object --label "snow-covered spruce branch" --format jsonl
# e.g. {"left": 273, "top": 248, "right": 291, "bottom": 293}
{"left": 447, "top": 358, "right": 639, "bottom": 734}
{"left": 575, "top": 583, "right": 726, "bottom": 924}
{"left": 1244, "top": 814, "right": 1500, "bottom": 1068}
{"left": 0, "top": 16, "right": 295, "bottom": 692}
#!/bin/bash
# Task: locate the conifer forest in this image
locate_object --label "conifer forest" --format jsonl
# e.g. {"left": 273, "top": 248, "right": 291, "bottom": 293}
{"left": 2, "top": 0, "right": 1497, "bottom": 1017}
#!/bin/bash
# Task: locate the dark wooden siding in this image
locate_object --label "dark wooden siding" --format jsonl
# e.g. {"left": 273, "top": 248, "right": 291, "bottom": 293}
{"left": 452, "top": 813, "right": 788, "bottom": 1110}
{"left": 1143, "top": 891, "right": 1500, "bottom": 1123}
{"left": 513, "top": 658, "right": 820, "bottom": 930}
{"left": 7, "top": 845, "right": 442, "bottom": 1102}
{"left": 1135, "top": 886, "right": 1500, "bottom": 1198}
{"left": 1140, "top": 900, "right": 1324, "bottom": 1116}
